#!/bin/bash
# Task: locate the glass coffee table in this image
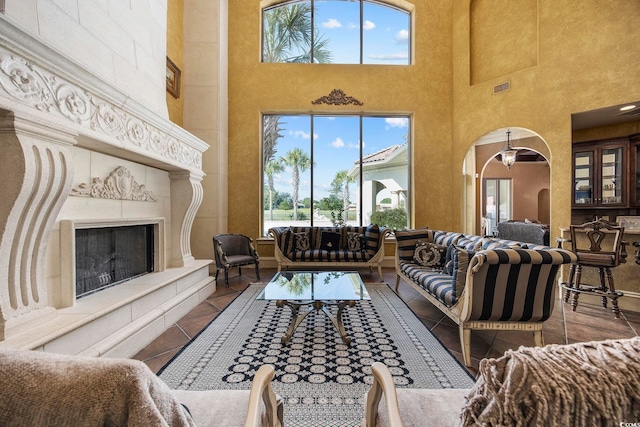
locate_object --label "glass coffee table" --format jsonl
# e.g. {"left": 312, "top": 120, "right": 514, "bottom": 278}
{"left": 257, "top": 271, "right": 370, "bottom": 346}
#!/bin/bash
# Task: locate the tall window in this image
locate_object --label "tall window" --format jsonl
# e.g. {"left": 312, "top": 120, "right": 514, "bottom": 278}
{"left": 262, "top": 0, "right": 411, "bottom": 65}
{"left": 263, "top": 115, "right": 410, "bottom": 234}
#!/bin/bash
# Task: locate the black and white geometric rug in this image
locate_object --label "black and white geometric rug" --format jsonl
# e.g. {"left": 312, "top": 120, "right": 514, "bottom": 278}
{"left": 158, "top": 283, "right": 475, "bottom": 427}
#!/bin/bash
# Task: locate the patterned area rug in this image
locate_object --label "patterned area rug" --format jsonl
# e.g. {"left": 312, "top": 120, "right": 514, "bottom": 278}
{"left": 159, "top": 283, "right": 475, "bottom": 427}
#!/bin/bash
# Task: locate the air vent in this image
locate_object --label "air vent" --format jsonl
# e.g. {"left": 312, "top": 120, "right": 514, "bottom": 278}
{"left": 493, "top": 81, "right": 510, "bottom": 94}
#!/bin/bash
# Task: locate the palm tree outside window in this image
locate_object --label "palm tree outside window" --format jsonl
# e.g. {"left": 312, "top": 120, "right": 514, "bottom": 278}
{"left": 262, "top": 0, "right": 411, "bottom": 65}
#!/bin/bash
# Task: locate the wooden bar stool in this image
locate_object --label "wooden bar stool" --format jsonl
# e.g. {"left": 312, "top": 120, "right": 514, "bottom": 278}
{"left": 559, "top": 219, "right": 627, "bottom": 318}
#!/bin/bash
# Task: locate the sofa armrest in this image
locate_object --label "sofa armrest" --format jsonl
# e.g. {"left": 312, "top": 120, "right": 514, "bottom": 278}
{"left": 460, "top": 248, "right": 578, "bottom": 322}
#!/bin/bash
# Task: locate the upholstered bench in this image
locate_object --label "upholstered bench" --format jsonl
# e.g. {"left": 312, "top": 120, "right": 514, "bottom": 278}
{"left": 269, "top": 224, "right": 391, "bottom": 281}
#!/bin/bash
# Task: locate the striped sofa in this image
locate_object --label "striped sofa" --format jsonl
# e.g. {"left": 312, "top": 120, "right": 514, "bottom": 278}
{"left": 395, "top": 228, "right": 577, "bottom": 367}
{"left": 269, "top": 225, "right": 391, "bottom": 281}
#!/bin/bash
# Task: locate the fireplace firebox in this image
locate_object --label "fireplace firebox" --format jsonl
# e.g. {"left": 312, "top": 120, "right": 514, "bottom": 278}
{"left": 75, "top": 225, "right": 154, "bottom": 298}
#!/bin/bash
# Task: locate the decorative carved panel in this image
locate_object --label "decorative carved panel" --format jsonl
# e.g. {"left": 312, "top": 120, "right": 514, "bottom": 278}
{"left": 71, "top": 166, "right": 157, "bottom": 201}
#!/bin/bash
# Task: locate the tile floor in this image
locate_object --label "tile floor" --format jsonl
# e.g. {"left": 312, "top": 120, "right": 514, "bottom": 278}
{"left": 132, "top": 267, "right": 640, "bottom": 377}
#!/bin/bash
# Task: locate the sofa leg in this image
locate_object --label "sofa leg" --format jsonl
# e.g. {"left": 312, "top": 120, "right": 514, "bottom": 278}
{"left": 459, "top": 326, "right": 472, "bottom": 367}
{"left": 377, "top": 266, "right": 384, "bottom": 282}
{"left": 533, "top": 330, "right": 544, "bottom": 347}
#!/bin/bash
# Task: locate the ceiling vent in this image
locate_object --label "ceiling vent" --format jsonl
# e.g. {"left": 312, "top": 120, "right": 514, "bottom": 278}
{"left": 493, "top": 81, "right": 510, "bottom": 94}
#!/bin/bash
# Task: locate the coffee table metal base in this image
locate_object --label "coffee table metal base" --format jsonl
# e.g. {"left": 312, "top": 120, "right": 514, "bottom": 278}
{"left": 276, "top": 299, "right": 356, "bottom": 346}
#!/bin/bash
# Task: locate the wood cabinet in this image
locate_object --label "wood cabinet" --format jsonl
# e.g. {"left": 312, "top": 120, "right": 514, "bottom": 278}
{"left": 572, "top": 137, "right": 629, "bottom": 208}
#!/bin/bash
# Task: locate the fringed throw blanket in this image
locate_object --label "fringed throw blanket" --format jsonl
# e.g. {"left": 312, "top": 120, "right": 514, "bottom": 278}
{"left": 459, "top": 337, "right": 640, "bottom": 426}
{"left": 0, "top": 350, "right": 195, "bottom": 427}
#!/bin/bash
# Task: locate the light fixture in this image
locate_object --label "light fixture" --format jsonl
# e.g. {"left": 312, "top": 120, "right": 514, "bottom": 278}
{"left": 500, "top": 130, "right": 518, "bottom": 170}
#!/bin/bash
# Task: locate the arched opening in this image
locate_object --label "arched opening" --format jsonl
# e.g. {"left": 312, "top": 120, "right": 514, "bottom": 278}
{"left": 462, "top": 127, "right": 551, "bottom": 236}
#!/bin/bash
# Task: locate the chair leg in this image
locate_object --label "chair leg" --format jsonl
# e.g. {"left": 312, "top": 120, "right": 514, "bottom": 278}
{"left": 571, "top": 265, "right": 582, "bottom": 312}
{"left": 564, "top": 264, "right": 576, "bottom": 303}
{"left": 238, "top": 266, "right": 242, "bottom": 276}
{"left": 224, "top": 269, "right": 229, "bottom": 287}
{"left": 255, "top": 262, "right": 261, "bottom": 280}
{"left": 605, "top": 267, "right": 621, "bottom": 319}
{"left": 598, "top": 267, "right": 608, "bottom": 309}
{"left": 215, "top": 269, "right": 220, "bottom": 281}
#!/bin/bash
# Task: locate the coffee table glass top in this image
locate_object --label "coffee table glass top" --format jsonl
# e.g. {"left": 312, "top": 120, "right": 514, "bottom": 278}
{"left": 257, "top": 271, "right": 370, "bottom": 301}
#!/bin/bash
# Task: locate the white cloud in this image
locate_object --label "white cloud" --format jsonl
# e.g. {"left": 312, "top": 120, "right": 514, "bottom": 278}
{"left": 289, "top": 130, "right": 317, "bottom": 140}
{"left": 347, "top": 23, "right": 358, "bottom": 30}
{"left": 363, "top": 20, "right": 375, "bottom": 30}
{"left": 395, "top": 29, "right": 409, "bottom": 43}
{"left": 331, "top": 137, "right": 345, "bottom": 148}
{"left": 322, "top": 18, "right": 342, "bottom": 29}
{"left": 385, "top": 117, "right": 408, "bottom": 128}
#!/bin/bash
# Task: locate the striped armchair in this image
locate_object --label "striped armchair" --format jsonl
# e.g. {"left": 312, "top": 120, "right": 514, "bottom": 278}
{"left": 395, "top": 229, "right": 577, "bottom": 367}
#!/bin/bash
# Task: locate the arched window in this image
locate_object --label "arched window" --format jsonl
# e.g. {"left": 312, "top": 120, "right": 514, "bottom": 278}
{"left": 262, "top": 0, "right": 411, "bottom": 65}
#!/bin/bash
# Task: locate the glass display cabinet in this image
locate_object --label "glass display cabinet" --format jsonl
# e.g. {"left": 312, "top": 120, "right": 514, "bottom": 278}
{"left": 572, "top": 139, "right": 628, "bottom": 208}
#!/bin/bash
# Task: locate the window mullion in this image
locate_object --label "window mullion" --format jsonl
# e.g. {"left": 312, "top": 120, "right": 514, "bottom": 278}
{"left": 310, "top": 115, "right": 315, "bottom": 226}
{"left": 310, "top": 0, "right": 315, "bottom": 63}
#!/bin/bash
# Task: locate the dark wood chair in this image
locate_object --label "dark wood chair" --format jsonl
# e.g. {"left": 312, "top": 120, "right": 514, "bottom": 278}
{"left": 213, "top": 234, "right": 260, "bottom": 287}
{"left": 559, "top": 219, "right": 626, "bottom": 318}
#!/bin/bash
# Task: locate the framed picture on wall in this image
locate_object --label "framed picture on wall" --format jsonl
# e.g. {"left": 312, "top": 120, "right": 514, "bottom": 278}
{"left": 166, "top": 57, "right": 181, "bottom": 98}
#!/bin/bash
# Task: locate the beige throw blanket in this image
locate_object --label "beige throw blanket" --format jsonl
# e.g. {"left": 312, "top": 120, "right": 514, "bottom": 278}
{"left": 0, "top": 350, "right": 196, "bottom": 427}
{"left": 459, "top": 337, "right": 640, "bottom": 426}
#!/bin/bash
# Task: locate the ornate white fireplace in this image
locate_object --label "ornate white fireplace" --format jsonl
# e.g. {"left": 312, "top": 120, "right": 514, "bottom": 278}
{"left": 0, "top": 9, "right": 216, "bottom": 356}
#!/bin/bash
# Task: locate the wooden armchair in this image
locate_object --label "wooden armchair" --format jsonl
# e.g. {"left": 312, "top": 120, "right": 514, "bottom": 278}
{"left": 213, "top": 233, "right": 260, "bottom": 287}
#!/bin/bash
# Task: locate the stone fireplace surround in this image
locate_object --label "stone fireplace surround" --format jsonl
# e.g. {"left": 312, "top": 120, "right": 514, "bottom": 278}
{"left": 0, "top": 19, "right": 215, "bottom": 356}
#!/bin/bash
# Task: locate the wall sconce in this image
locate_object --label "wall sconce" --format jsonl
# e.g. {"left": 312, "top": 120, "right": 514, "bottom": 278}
{"left": 500, "top": 130, "right": 518, "bottom": 170}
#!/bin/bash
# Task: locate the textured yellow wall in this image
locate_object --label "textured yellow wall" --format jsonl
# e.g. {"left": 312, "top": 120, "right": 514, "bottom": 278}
{"left": 225, "top": 0, "right": 640, "bottom": 243}
{"left": 228, "top": 0, "right": 455, "bottom": 239}
{"left": 453, "top": 0, "right": 640, "bottom": 238}
{"left": 166, "top": 0, "right": 184, "bottom": 126}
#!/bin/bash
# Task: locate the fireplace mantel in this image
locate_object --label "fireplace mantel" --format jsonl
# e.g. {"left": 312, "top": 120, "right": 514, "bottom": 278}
{"left": 0, "top": 16, "right": 215, "bottom": 355}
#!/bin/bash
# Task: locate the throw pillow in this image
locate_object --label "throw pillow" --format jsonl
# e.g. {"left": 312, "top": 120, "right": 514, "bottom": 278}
{"left": 346, "top": 232, "right": 365, "bottom": 252}
{"left": 319, "top": 231, "right": 341, "bottom": 251}
{"left": 394, "top": 227, "right": 433, "bottom": 260}
{"left": 413, "top": 242, "right": 448, "bottom": 269}
{"left": 443, "top": 244, "right": 455, "bottom": 275}
{"left": 451, "top": 246, "right": 475, "bottom": 298}
{"left": 293, "top": 232, "right": 311, "bottom": 251}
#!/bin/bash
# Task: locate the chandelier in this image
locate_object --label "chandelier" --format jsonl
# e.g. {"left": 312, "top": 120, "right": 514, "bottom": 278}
{"left": 500, "top": 130, "right": 518, "bottom": 170}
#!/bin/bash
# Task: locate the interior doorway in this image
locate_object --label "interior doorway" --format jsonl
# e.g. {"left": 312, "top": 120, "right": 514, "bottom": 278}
{"left": 462, "top": 128, "right": 551, "bottom": 235}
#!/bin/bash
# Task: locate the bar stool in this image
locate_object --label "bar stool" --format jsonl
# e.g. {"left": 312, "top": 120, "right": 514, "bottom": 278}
{"left": 559, "top": 219, "right": 627, "bottom": 318}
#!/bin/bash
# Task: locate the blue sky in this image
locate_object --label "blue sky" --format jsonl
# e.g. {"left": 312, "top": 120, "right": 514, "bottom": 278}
{"left": 268, "top": 115, "right": 409, "bottom": 201}
{"left": 315, "top": 0, "right": 410, "bottom": 64}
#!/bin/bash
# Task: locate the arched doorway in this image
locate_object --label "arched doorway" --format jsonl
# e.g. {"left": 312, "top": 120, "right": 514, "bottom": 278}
{"left": 462, "top": 128, "right": 551, "bottom": 235}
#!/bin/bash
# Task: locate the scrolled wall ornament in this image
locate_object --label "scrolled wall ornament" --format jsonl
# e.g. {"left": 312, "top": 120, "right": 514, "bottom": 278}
{"left": 70, "top": 166, "right": 158, "bottom": 201}
{"left": 311, "top": 89, "right": 363, "bottom": 106}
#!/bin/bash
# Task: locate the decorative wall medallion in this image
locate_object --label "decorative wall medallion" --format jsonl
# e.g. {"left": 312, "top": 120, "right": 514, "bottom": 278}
{"left": 71, "top": 166, "right": 157, "bottom": 201}
{"left": 0, "top": 49, "right": 203, "bottom": 170}
{"left": 312, "top": 89, "right": 363, "bottom": 106}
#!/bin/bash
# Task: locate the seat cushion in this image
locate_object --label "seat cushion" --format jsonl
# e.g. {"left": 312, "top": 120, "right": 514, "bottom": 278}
{"left": 373, "top": 388, "right": 469, "bottom": 427}
{"left": 400, "top": 261, "right": 455, "bottom": 306}
{"left": 226, "top": 254, "right": 259, "bottom": 266}
{"left": 173, "top": 390, "right": 283, "bottom": 427}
